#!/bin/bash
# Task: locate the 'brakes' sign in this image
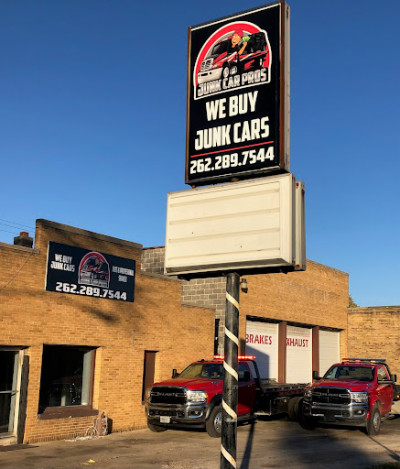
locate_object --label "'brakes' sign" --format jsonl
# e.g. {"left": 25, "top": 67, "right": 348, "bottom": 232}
{"left": 186, "top": 2, "right": 290, "bottom": 186}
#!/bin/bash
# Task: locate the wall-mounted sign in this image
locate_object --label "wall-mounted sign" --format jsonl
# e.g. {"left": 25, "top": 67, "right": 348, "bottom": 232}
{"left": 46, "top": 242, "right": 135, "bottom": 302}
{"left": 186, "top": 1, "right": 290, "bottom": 186}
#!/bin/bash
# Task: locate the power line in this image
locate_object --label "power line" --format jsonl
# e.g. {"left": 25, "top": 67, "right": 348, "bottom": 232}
{"left": 0, "top": 228, "right": 21, "bottom": 235}
{"left": 0, "top": 218, "right": 35, "bottom": 231}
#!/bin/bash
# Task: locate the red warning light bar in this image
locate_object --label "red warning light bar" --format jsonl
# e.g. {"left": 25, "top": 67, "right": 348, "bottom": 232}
{"left": 213, "top": 355, "right": 256, "bottom": 361}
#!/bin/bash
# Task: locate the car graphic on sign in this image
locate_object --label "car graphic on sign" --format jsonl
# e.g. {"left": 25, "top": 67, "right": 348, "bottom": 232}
{"left": 197, "top": 30, "right": 270, "bottom": 85}
{"left": 78, "top": 251, "right": 110, "bottom": 288}
{"left": 193, "top": 21, "right": 272, "bottom": 99}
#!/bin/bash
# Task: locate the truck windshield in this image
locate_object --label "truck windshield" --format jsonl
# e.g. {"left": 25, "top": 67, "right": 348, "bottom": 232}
{"left": 323, "top": 365, "right": 374, "bottom": 382}
{"left": 178, "top": 363, "right": 223, "bottom": 379}
{"left": 211, "top": 41, "right": 228, "bottom": 57}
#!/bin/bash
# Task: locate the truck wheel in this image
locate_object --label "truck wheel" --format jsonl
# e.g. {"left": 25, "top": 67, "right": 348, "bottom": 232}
{"left": 298, "top": 399, "right": 316, "bottom": 430}
{"left": 299, "top": 414, "right": 316, "bottom": 430}
{"left": 287, "top": 396, "right": 302, "bottom": 421}
{"left": 366, "top": 405, "right": 381, "bottom": 435}
{"left": 206, "top": 405, "right": 222, "bottom": 438}
{"left": 222, "top": 65, "right": 230, "bottom": 79}
{"left": 147, "top": 422, "right": 167, "bottom": 433}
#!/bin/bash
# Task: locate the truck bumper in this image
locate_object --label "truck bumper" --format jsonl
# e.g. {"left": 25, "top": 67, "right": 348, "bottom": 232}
{"left": 147, "top": 403, "right": 208, "bottom": 428}
{"left": 303, "top": 401, "right": 368, "bottom": 426}
{"left": 197, "top": 68, "right": 223, "bottom": 84}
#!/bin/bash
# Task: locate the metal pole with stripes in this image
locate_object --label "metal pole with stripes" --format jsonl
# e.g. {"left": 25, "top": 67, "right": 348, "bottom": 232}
{"left": 220, "top": 272, "right": 240, "bottom": 469}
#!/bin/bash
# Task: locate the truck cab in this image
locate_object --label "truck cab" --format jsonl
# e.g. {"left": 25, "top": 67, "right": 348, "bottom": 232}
{"left": 146, "top": 356, "right": 257, "bottom": 437}
{"left": 302, "top": 358, "right": 398, "bottom": 435}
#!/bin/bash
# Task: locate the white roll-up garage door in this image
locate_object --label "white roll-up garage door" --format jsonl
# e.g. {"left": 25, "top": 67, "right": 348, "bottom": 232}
{"left": 319, "top": 330, "right": 340, "bottom": 376}
{"left": 286, "top": 325, "right": 312, "bottom": 384}
{"left": 245, "top": 320, "right": 279, "bottom": 380}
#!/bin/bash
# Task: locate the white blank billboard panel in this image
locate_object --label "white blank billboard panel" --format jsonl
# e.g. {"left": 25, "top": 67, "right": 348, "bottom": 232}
{"left": 164, "top": 174, "right": 296, "bottom": 275}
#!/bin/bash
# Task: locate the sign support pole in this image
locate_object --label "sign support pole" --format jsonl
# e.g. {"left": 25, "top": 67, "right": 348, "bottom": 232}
{"left": 220, "top": 272, "right": 240, "bottom": 469}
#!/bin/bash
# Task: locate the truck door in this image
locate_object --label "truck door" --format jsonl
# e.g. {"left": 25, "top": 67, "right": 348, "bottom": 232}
{"left": 376, "top": 366, "right": 393, "bottom": 414}
{"left": 238, "top": 362, "right": 256, "bottom": 415}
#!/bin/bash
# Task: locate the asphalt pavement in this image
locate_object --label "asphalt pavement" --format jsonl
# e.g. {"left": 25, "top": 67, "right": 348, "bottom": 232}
{"left": 1, "top": 415, "right": 399, "bottom": 469}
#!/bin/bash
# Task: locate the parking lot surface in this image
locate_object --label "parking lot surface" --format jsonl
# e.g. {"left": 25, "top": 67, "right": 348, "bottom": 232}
{"left": 1, "top": 415, "right": 399, "bottom": 469}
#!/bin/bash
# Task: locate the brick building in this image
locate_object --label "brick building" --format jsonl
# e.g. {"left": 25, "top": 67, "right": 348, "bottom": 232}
{"left": 348, "top": 306, "right": 400, "bottom": 378}
{"left": 142, "top": 248, "right": 349, "bottom": 384}
{"left": 0, "top": 220, "right": 215, "bottom": 445}
{"left": 1, "top": 217, "right": 356, "bottom": 446}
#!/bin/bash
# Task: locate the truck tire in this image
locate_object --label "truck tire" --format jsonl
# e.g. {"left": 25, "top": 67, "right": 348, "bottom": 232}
{"left": 287, "top": 396, "right": 302, "bottom": 421}
{"left": 366, "top": 405, "right": 381, "bottom": 435}
{"left": 222, "top": 65, "right": 230, "bottom": 79}
{"left": 299, "top": 414, "right": 316, "bottom": 430}
{"left": 298, "top": 399, "right": 316, "bottom": 430}
{"left": 147, "top": 422, "right": 167, "bottom": 433}
{"left": 206, "top": 405, "right": 222, "bottom": 438}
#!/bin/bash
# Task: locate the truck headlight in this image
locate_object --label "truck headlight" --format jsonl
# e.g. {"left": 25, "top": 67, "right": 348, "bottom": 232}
{"left": 304, "top": 389, "right": 312, "bottom": 400}
{"left": 186, "top": 390, "right": 208, "bottom": 403}
{"left": 350, "top": 392, "right": 368, "bottom": 403}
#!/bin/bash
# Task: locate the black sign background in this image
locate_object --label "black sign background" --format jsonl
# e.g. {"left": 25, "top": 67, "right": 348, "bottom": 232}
{"left": 46, "top": 242, "right": 136, "bottom": 302}
{"left": 186, "top": 3, "right": 285, "bottom": 186}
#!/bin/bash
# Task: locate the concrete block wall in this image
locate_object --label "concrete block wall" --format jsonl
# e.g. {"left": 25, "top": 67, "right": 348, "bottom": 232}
{"left": 140, "top": 247, "right": 165, "bottom": 275}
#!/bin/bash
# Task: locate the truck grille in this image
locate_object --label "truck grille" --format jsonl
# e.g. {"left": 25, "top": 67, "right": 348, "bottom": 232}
{"left": 311, "top": 387, "right": 351, "bottom": 405}
{"left": 150, "top": 386, "right": 186, "bottom": 405}
{"left": 201, "top": 59, "right": 213, "bottom": 72}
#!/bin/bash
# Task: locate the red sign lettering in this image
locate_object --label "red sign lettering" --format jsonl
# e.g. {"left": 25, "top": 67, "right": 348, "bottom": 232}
{"left": 286, "top": 337, "right": 309, "bottom": 348}
{"left": 246, "top": 333, "right": 272, "bottom": 345}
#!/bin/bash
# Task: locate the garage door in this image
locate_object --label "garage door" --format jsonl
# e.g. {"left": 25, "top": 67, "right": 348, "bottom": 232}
{"left": 245, "top": 320, "right": 278, "bottom": 380}
{"left": 319, "top": 330, "right": 340, "bottom": 376}
{"left": 286, "top": 326, "right": 312, "bottom": 384}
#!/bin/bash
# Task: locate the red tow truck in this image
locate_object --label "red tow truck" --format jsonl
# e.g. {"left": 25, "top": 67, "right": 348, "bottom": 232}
{"left": 301, "top": 358, "right": 399, "bottom": 435}
{"left": 145, "top": 355, "right": 306, "bottom": 437}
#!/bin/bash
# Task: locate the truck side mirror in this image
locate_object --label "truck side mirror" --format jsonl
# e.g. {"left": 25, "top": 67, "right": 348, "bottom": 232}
{"left": 392, "top": 374, "right": 397, "bottom": 383}
{"left": 172, "top": 368, "right": 179, "bottom": 378}
{"left": 312, "top": 370, "right": 320, "bottom": 380}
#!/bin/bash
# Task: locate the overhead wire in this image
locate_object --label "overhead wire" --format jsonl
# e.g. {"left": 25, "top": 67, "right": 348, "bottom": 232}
{"left": 0, "top": 218, "right": 35, "bottom": 244}
{"left": 0, "top": 218, "right": 35, "bottom": 230}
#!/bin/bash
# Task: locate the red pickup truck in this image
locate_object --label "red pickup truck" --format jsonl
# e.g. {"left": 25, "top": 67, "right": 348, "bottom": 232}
{"left": 301, "top": 358, "right": 399, "bottom": 435}
{"left": 146, "top": 356, "right": 306, "bottom": 437}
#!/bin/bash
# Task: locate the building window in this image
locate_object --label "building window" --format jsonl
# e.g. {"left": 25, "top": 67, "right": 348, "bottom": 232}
{"left": 39, "top": 345, "right": 95, "bottom": 414}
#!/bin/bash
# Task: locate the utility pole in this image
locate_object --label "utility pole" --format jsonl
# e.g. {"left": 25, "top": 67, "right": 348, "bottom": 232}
{"left": 220, "top": 272, "right": 240, "bottom": 469}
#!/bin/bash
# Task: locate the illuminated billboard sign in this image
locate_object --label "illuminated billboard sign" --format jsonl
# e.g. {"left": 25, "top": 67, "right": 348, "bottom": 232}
{"left": 186, "top": 1, "right": 290, "bottom": 186}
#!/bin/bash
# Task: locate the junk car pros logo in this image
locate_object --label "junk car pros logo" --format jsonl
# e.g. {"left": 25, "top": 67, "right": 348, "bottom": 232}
{"left": 193, "top": 21, "right": 272, "bottom": 100}
{"left": 78, "top": 251, "right": 110, "bottom": 288}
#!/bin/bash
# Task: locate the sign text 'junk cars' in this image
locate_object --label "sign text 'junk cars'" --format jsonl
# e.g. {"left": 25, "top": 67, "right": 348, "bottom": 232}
{"left": 186, "top": 2, "right": 290, "bottom": 186}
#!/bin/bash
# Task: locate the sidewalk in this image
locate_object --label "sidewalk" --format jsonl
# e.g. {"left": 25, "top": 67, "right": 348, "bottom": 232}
{"left": 1, "top": 416, "right": 399, "bottom": 469}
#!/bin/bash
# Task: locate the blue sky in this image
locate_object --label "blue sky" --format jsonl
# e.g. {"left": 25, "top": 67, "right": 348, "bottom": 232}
{"left": 1, "top": 0, "right": 399, "bottom": 307}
